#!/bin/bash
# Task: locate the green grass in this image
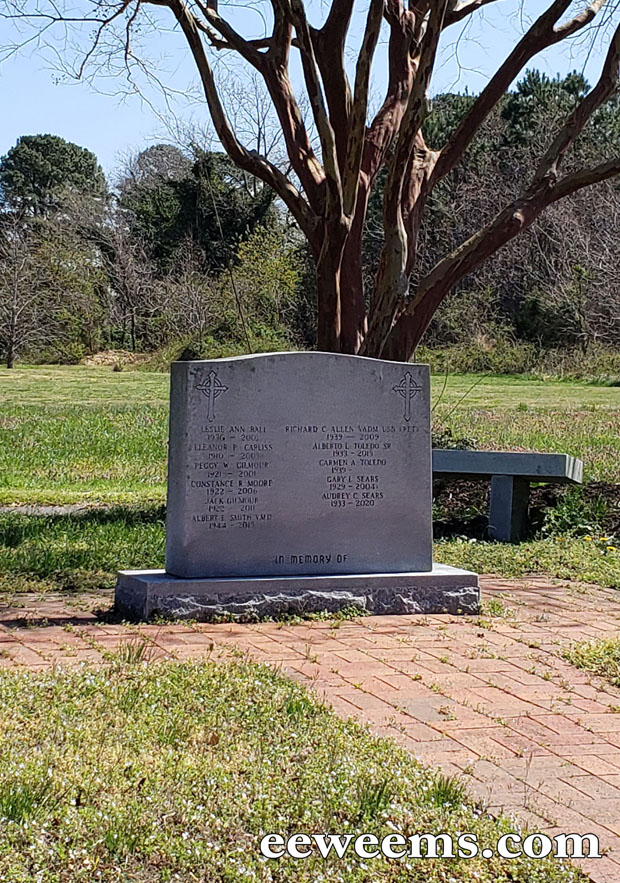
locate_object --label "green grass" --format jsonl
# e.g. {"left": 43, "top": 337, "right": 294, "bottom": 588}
{"left": 1, "top": 364, "right": 619, "bottom": 592}
{"left": 1, "top": 509, "right": 618, "bottom": 598}
{"left": 0, "top": 367, "right": 169, "bottom": 504}
{"left": 0, "top": 364, "right": 169, "bottom": 406}
{"left": 438, "top": 536, "right": 620, "bottom": 589}
{"left": 1, "top": 365, "right": 619, "bottom": 504}
{"left": 0, "top": 404, "right": 168, "bottom": 505}
{"left": 0, "top": 657, "right": 583, "bottom": 882}
{"left": 563, "top": 636, "right": 620, "bottom": 686}
{"left": 432, "top": 374, "right": 620, "bottom": 484}
{"left": 0, "top": 508, "right": 165, "bottom": 594}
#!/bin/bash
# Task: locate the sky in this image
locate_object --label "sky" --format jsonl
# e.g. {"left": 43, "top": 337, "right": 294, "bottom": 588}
{"left": 0, "top": 1, "right": 615, "bottom": 180}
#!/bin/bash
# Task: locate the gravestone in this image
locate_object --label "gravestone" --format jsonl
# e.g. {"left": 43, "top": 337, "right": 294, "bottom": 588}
{"left": 115, "top": 352, "right": 478, "bottom": 620}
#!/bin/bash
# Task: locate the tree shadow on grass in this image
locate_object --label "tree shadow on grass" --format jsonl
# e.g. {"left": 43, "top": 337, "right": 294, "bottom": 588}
{"left": 0, "top": 506, "right": 165, "bottom": 606}
{"left": 0, "top": 505, "right": 166, "bottom": 548}
{"left": 0, "top": 611, "right": 110, "bottom": 629}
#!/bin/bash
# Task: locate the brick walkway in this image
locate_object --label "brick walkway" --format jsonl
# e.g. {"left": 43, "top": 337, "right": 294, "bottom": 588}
{"left": 2, "top": 576, "right": 620, "bottom": 881}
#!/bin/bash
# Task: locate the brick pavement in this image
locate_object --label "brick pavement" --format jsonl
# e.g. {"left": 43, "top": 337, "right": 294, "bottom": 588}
{"left": 2, "top": 575, "right": 620, "bottom": 881}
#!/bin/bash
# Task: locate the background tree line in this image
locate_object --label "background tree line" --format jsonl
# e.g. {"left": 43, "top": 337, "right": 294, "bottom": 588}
{"left": 1, "top": 71, "right": 619, "bottom": 371}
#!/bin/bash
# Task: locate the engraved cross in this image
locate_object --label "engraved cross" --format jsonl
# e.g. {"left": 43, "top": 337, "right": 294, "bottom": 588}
{"left": 393, "top": 372, "right": 421, "bottom": 422}
{"left": 196, "top": 370, "right": 228, "bottom": 422}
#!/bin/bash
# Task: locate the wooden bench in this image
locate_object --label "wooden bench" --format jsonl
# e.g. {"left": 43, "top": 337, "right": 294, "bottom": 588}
{"left": 432, "top": 450, "right": 583, "bottom": 542}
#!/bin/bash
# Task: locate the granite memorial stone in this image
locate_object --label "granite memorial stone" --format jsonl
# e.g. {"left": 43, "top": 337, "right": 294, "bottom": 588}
{"left": 115, "top": 352, "right": 479, "bottom": 619}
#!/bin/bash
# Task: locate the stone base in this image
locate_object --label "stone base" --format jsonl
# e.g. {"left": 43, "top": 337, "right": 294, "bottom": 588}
{"left": 114, "top": 564, "right": 479, "bottom": 622}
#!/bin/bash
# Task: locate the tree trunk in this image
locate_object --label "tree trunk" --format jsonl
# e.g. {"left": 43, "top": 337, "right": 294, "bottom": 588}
{"left": 361, "top": 221, "right": 408, "bottom": 358}
{"left": 382, "top": 277, "right": 456, "bottom": 361}
{"left": 6, "top": 310, "right": 16, "bottom": 368}
{"left": 381, "top": 311, "right": 423, "bottom": 361}
{"left": 342, "top": 181, "right": 374, "bottom": 354}
{"left": 339, "top": 229, "right": 366, "bottom": 354}
{"left": 315, "top": 225, "right": 346, "bottom": 352}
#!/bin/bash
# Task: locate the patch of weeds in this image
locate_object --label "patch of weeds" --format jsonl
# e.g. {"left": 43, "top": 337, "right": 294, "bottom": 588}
{"left": 481, "top": 598, "right": 516, "bottom": 619}
{"left": 438, "top": 535, "right": 620, "bottom": 589}
{"left": 421, "top": 773, "right": 468, "bottom": 810}
{"left": 432, "top": 427, "right": 477, "bottom": 450}
{"left": 563, "top": 636, "right": 620, "bottom": 686}
{"left": 102, "top": 806, "right": 145, "bottom": 859}
{"left": 149, "top": 604, "right": 371, "bottom": 626}
{"left": 156, "top": 711, "right": 191, "bottom": 747}
{"left": 542, "top": 488, "right": 610, "bottom": 538}
{"left": 0, "top": 775, "right": 56, "bottom": 823}
{"left": 109, "top": 637, "right": 156, "bottom": 666}
{"left": 353, "top": 776, "right": 393, "bottom": 822}
{"left": 302, "top": 644, "right": 318, "bottom": 663}
{"left": 265, "top": 605, "right": 370, "bottom": 624}
{"left": 583, "top": 534, "right": 619, "bottom": 554}
{"left": 284, "top": 693, "right": 318, "bottom": 719}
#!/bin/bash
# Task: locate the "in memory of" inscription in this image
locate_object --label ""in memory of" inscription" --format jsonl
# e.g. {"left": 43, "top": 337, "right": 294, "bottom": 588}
{"left": 165, "top": 353, "right": 432, "bottom": 579}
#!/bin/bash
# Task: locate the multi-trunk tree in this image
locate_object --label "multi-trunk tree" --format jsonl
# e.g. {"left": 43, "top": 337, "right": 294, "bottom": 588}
{"left": 5, "top": 0, "right": 620, "bottom": 360}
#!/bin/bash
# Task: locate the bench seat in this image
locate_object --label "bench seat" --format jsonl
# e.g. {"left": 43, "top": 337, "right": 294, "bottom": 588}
{"left": 432, "top": 450, "right": 584, "bottom": 542}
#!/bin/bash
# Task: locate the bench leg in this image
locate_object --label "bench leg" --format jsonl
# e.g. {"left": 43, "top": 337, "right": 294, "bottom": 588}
{"left": 488, "top": 475, "right": 530, "bottom": 542}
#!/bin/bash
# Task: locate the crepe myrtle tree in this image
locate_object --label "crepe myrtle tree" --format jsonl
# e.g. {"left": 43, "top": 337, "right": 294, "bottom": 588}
{"left": 5, "top": 0, "right": 620, "bottom": 359}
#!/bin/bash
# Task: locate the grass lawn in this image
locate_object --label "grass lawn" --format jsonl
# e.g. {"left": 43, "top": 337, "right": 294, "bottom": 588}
{"left": 0, "top": 366, "right": 168, "bottom": 505}
{"left": 0, "top": 364, "right": 619, "bottom": 594}
{"left": 1, "top": 507, "right": 618, "bottom": 596}
{"left": 0, "top": 655, "right": 583, "bottom": 882}
{"left": 1, "top": 365, "right": 618, "bottom": 506}
{"left": 0, "top": 365, "right": 612, "bottom": 883}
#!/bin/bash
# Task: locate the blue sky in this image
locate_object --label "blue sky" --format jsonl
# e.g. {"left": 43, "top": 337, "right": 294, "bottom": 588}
{"left": 0, "top": 1, "right": 613, "bottom": 179}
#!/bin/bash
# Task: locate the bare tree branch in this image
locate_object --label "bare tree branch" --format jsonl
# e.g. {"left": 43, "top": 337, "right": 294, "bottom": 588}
{"left": 194, "top": 0, "right": 266, "bottom": 66}
{"left": 287, "top": 0, "right": 343, "bottom": 218}
{"left": 311, "top": 0, "right": 354, "bottom": 167}
{"left": 533, "top": 18, "right": 620, "bottom": 182}
{"left": 434, "top": 0, "right": 608, "bottom": 182}
{"left": 444, "top": 0, "right": 500, "bottom": 27}
{"left": 342, "top": 0, "right": 383, "bottom": 217}
{"left": 164, "top": 0, "right": 316, "bottom": 236}
{"left": 362, "top": 0, "right": 417, "bottom": 185}
{"left": 551, "top": 155, "right": 620, "bottom": 199}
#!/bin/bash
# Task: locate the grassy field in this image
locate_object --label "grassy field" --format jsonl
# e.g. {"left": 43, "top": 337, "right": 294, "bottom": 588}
{"left": 0, "top": 366, "right": 168, "bottom": 505}
{"left": 0, "top": 366, "right": 612, "bottom": 883}
{"left": 1, "top": 507, "right": 618, "bottom": 596}
{"left": 0, "top": 365, "right": 618, "bottom": 593}
{"left": 1, "top": 365, "right": 619, "bottom": 506}
{"left": 0, "top": 655, "right": 584, "bottom": 883}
